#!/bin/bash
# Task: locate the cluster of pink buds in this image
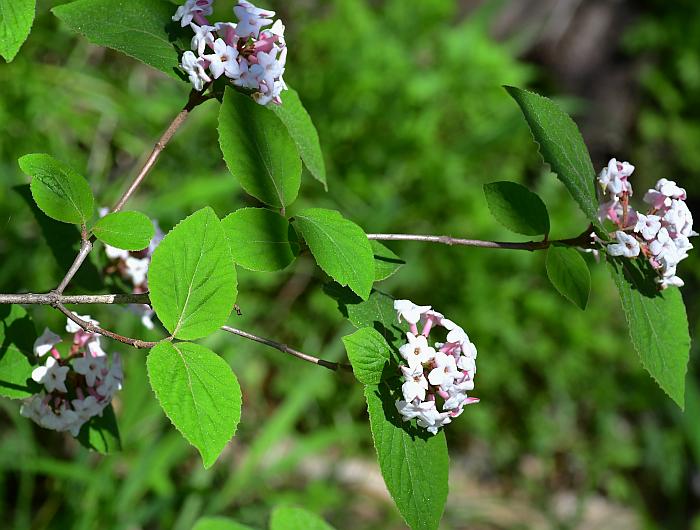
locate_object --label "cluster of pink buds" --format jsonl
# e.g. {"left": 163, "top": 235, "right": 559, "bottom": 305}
{"left": 100, "top": 209, "right": 163, "bottom": 329}
{"left": 20, "top": 315, "right": 122, "bottom": 436}
{"left": 173, "top": 0, "right": 287, "bottom": 105}
{"left": 393, "top": 300, "right": 479, "bottom": 435}
{"left": 597, "top": 158, "right": 696, "bottom": 289}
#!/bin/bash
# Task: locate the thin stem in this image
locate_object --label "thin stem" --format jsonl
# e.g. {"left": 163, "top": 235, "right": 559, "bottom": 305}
{"left": 54, "top": 88, "right": 209, "bottom": 294}
{"left": 0, "top": 292, "right": 150, "bottom": 305}
{"left": 221, "top": 325, "right": 352, "bottom": 372}
{"left": 55, "top": 303, "right": 158, "bottom": 349}
{"left": 54, "top": 239, "right": 93, "bottom": 294}
{"left": 366, "top": 228, "right": 595, "bottom": 251}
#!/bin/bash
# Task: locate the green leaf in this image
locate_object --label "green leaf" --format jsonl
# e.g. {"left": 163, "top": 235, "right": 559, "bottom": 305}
{"left": 293, "top": 208, "right": 374, "bottom": 299}
{"left": 545, "top": 246, "right": 591, "bottom": 310}
{"left": 609, "top": 260, "right": 690, "bottom": 408}
{"left": 0, "top": 0, "right": 35, "bottom": 62}
{"left": 270, "top": 88, "right": 327, "bottom": 190}
{"left": 365, "top": 384, "right": 449, "bottom": 530}
{"left": 219, "top": 88, "right": 302, "bottom": 208}
{"left": 0, "top": 305, "right": 36, "bottom": 399}
{"left": 505, "top": 86, "right": 602, "bottom": 231}
{"left": 147, "top": 341, "right": 242, "bottom": 468}
{"left": 149, "top": 207, "right": 237, "bottom": 340}
{"left": 92, "top": 211, "right": 154, "bottom": 251}
{"left": 221, "top": 208, "right": 295, "bottom": 272}
{"left": 193, "top": 517, "right": 257, "bottom": 530}
{"left": 370, "top": 241, "right": 405, "bottom": 281}
{"left": 270, "top": 506, "right": 336, "bottom": 530}
{"left": 19, "top": 153, "right": 94, "bottom": 225}
{"left": 483, "top": 181, "right": 550, "bottom": 236}
{"left": 52, "top": 0, "right": 181, "bottom": 77}
{"left": 342, "top": 327, "right": 392, "bottom": 385}
{"left": 77, "top": 403, "right": 121, "bottom": 454}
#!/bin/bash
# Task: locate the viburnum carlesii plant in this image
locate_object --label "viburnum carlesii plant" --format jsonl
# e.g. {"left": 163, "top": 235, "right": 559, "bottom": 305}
{"left": 20, "top": 315, "right": 123, "bottom": 436}
{"left": 597, "top": 158, "right": 697, "bottom": 289}
{"left": 173, "top": 0, "right": 287, "bottom": 105}
{"left": 100, "top": 209, "right": 163, "bottom": 329}
{"left": 393, "top": 300, "right": 479, "bottom": 435}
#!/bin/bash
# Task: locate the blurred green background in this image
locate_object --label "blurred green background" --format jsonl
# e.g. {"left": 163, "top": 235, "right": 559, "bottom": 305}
{"left": 1, "top": 0, "right": 699, "bottom": 528}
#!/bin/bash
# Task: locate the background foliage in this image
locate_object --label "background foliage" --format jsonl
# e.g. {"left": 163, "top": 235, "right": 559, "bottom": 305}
{"left": 0, "top": 0, "right": 699, "bottom": 528}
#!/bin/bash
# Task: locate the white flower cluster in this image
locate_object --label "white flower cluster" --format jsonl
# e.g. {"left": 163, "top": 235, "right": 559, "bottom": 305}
{"left": 101, "top": 208, "right": 163, "bottom": 329}
{"left": 597, "top": 158, "right": 696, "bottom": 289}
{"left": 173, "top": 0, "right": 287, "bottom": 105}
{"left": 20, "top": 315, "right": 123, "bottom": 436}
{"left": 393, "top": 300, "right": 479, "bottom": 435}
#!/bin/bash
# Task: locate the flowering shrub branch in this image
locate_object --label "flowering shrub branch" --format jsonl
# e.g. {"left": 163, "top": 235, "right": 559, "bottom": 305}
{"left": 0, "top": 3, "right": 694, "bottom": 530}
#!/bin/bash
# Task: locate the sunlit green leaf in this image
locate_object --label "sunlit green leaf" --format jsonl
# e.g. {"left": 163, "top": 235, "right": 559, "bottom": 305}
{"left": 0, "top": 305, "right": 36, "bottom": 399}
{"left": 219, "top": 88, "right": 302, "bottom": 208}
{"left": 545, "top": 246, "right": 590, "bottom": 310}
{"left": 270, "top": 506, "right": 336, "bottom": 530}
{"left": 19, "top": 153, "right": 94, "bottom": 225}
{"left": 147, "top": 341, "right": 242, "bottom": 468}
{"left": 92, "top": 211, "right": 154, "bottom": 251}
{"left": 342, "top": 327, "right": 392, "bottom": 385}
{"left": 149, "top": 207, "right": 237, "bottom": 340}
{"left": 0, "top": 0, "right": 35, "bottom": 62}
{"left": 483, "top": 181, "right": 550, "bottom": 236}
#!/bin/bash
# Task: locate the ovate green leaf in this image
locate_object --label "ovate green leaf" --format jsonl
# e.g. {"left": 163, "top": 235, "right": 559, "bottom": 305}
{"left": 149, "top": 207, "right": 237, "bottom": 340}
{"left": 545, "top": 246, "right": 590, "bottom": 310}
{"left": 0, "top": 0, "right": 35, "bottom": 62}
{"left": 19, "top": 153, "right": 94, "bottom": 225}
{"left": 294, "top": 208, "right": 374, "bottom": 299}
{"left": 365, "top": 384, "right": 449, "bottom": 530}
{"left": 0, "top": 305, "right": 36, "bottom": 399}
{"left": 219, "top": 88, "right": 302, "bottom": 208}
{"left": 505, "top": 86, "right": 602, "bottom": 231}
{"left": 92, "top": 211, "right": 154, "bottom": 250}
{"left": 370, "top": 241, "right": 405, "bottom": 281}
{"left": 270, "top": 506, "right": 336, "bottom": 530}
{"left": 483, "top": 181, "right": 550, "bottom": 236}
{"left": 147, "top": 341, "right": 242, "bottom": 468}
{"left": 52, "top": 0, "right": 181, "bottom": 77}
{"left": 271, "top": 88, "right": 327, "bottom": 189}
{"left": 609, "top": 260, "right": 690, "bottom": 408}
{"left": 221, "top": 207, "right": 295, "bottom": 272}
{"left": 342, "top": 327, "right": 392, "bottom": 385}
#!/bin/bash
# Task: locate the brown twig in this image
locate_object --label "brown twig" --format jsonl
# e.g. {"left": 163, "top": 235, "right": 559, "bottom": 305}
{"left": 220, "top": 325, "right": 352, "bottom": 372}
{"left": 366, "top": 227, "right": 595, "bottom": 251}
{"left": 55, "top": 303, "right": 158, "bottom": 349}
{"left": 0, "top": 292, "right": 150, "bottom": 305}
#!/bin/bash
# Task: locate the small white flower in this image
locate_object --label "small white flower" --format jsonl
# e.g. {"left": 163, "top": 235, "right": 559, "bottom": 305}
{"left": 442, "top": 318, "right": 469, "bottom": 344}
{"left": 250, "top": 46, "right": 286, "bottom": 89}
{"left": 399, "top": 333, "right": 436, "bottom": 369}
{"left": 181, "top": 50, "right": 211, "bottom": 92}
{"left": 606, "top": 231, "right": 640, "bottom": 258}
{"left": 649, "top": 228, "right": 678, "bottom": 265}
{"left": 427, "top": 352, "right": 460, "bottom": 389}
{"left": 234, "top": 1, "right": 275, "bottom": 38}
{"left": 73, "top": 355, "right": 107, "bottom": 387}
{"left": 72, "top": 396, "right": 102, "bottom": 421}
{"left": 400, "top": 365, "right": 428, "bottom": 402}
{"left": 190, "top": 23, "right": 216, "bottom": 55}
{"left": 394, "top": 299, "right": 431, "bottom": 325}
{"left": 598, "top": 158, "right": 634, "bottom": 196}
{"left": 417, "top": 408, "right": 452, "bottom": 435}
{"left": 32, "top": 357, "right": 70, "bottom": 393}
{"left": 204, "top": 38, "right": 240, "bottom": 79}
{"left": 655, "top": 178, "right": 686, "bottom": 200}
{"left": 634, "top": 213, "right": 662, "bottom": 241}
{"left": 658, "top": 273, "right": 684, "bottom": 289}
{"left": 125, "top": 257, "right": 149, "bottom": 286}
{"left": 33, "top": 328, "right": 62, "bottom": 357}
{"left": 172, "top": 0, "right": 213, "bottom": 27}
{"left": 396, "top": 399, "right": 438, "bottom": 422}
{"left": 457, "top": 354, "right": 476, "bottom": 375}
